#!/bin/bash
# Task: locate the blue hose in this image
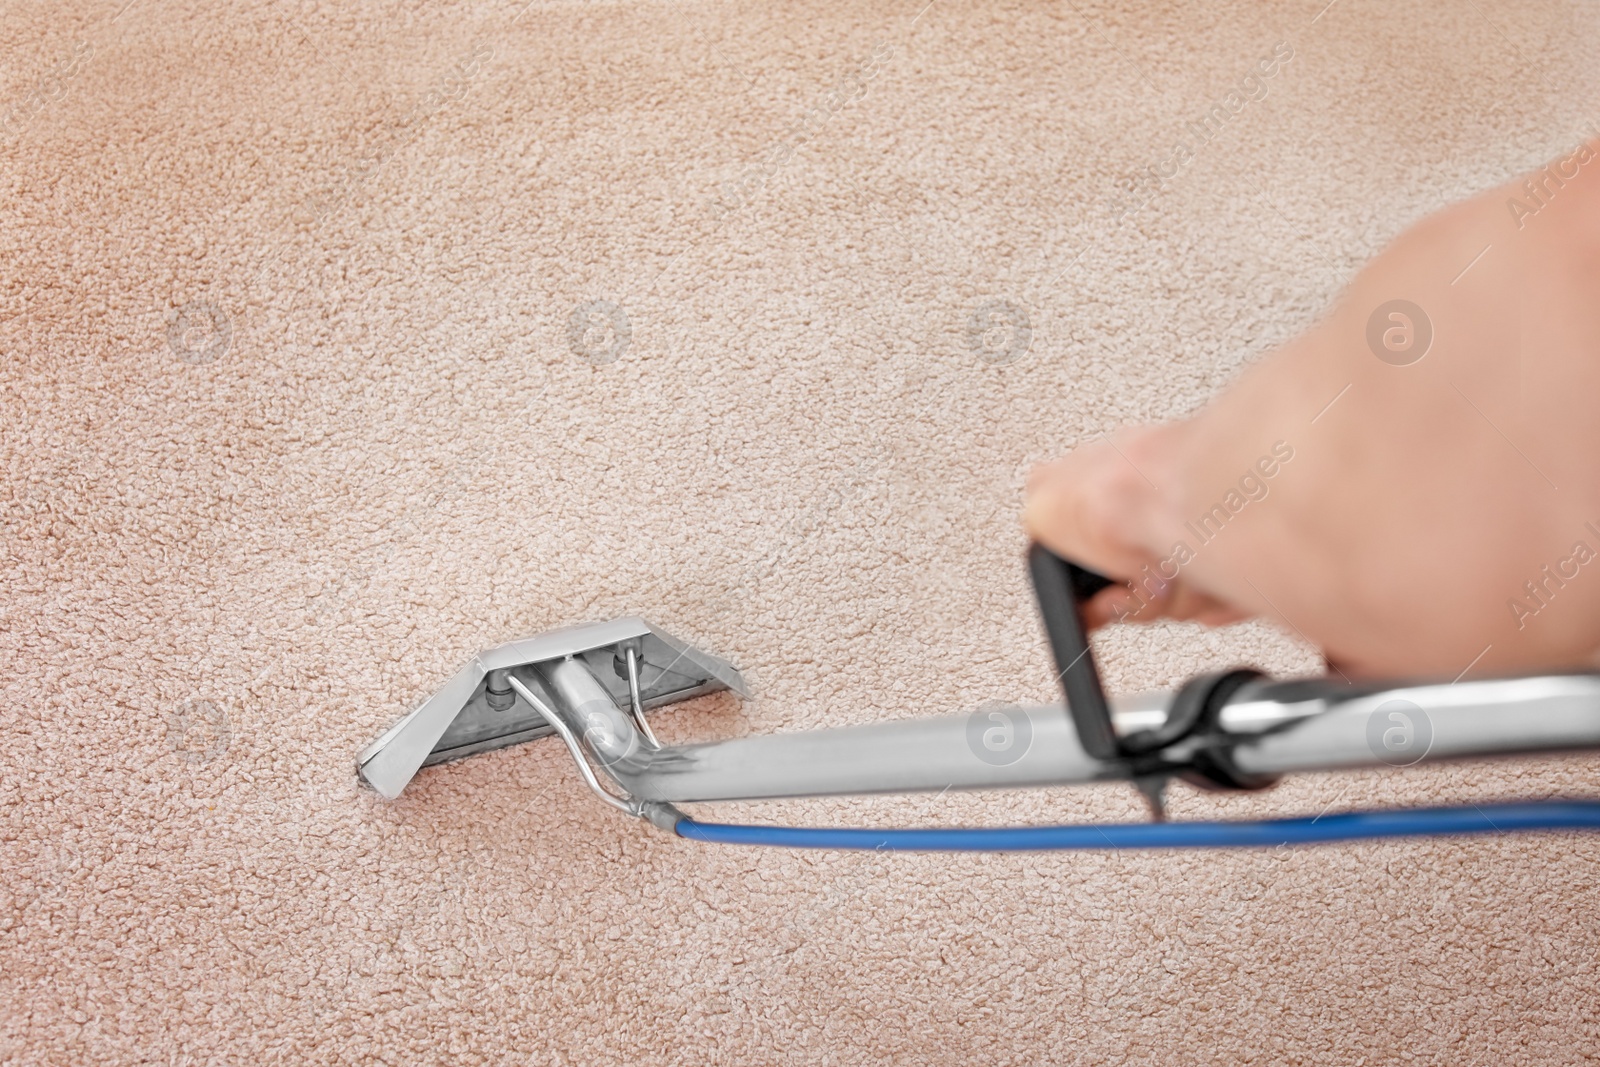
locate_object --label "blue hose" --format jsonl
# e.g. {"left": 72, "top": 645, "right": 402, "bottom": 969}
{"left": 674, "top": 800, "right": 1600, "bottom": 851}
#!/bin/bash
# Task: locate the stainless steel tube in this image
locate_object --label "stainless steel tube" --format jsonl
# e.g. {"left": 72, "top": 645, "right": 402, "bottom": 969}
{"left": 1221, "top": 674, "right": 1600, "bottom": 775}
{"left": 568, "top": 672, "right": 1600, "bottom": 805}
{"left": 610, "top": 704, "right": 1121, "bottom": 803}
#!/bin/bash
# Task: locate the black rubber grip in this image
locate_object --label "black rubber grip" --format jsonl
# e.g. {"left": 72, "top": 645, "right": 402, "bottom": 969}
{"left": 1027, "top": 544, "right": 1120, "bottom": 760}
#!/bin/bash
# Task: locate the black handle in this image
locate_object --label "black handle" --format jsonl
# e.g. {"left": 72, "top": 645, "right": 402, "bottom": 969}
{"left": 1027, "top": 543, "right": 1121, "bottom": 760}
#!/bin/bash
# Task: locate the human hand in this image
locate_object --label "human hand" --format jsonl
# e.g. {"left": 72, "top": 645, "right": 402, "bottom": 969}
{"left": 1025, "top": 145, "right": 1600, "bottom": 679}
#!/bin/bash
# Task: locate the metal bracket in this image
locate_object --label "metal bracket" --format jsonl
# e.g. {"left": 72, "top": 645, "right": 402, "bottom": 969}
{"left": 356, "top": 617, "right": 747, "bottom": 799}
{"left": 1029, "top": 544, "right": 1277, "bottom": 814}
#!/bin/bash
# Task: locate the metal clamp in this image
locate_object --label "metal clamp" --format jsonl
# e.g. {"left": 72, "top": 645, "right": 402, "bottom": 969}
{"left": 1028, "top": 543, "right": 1279, "bottom": 817}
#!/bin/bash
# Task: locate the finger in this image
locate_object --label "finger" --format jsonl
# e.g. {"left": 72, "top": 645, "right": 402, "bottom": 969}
{"left": 1081, "top": 575, "right": 1252, "bottom": 630}
{"left": 1163, "top": 579, "right": 1253, "bottom": 627}
{"left": 1081, "top": 584, "right": 1150, "bottom": 628}
{"left": 1022, "top": 441, "right": 1162, "bottom": 581}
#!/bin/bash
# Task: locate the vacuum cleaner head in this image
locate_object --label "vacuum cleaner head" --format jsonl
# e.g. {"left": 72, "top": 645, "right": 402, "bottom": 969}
{"left": 357, "top": 617, "right": 746, "bottom": 799}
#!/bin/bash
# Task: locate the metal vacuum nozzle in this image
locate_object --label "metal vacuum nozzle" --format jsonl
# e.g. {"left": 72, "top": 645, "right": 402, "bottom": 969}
{"left": 356, "top": 617, "right": 745, "bottom": 799}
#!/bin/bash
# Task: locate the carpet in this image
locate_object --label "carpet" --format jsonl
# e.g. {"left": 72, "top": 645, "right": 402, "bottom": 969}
{"left": 4, "top": 0, "right": 1600, "bottom": 1063}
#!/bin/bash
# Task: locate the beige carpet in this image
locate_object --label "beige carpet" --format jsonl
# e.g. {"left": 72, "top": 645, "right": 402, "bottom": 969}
{"left": 5, "top": 0, "right": 1600, "bottom": 1062}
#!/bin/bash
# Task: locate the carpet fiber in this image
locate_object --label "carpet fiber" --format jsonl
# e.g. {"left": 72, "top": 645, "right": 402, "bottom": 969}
{"left": 4, "top": 0, "right": 1600, "bottom": 1063}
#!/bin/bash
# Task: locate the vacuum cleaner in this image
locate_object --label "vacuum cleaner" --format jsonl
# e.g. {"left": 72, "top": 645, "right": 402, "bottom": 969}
{"left": 355, "top": 545, "right": 1600, "bottom": 850}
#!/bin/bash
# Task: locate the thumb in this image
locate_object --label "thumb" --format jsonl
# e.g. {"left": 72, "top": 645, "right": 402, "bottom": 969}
{"left": 1024, "top": 426, "right": 1255, "bottom": 630}
{"left": 1022, "top": 434, "right": 1169, "bottom": 581}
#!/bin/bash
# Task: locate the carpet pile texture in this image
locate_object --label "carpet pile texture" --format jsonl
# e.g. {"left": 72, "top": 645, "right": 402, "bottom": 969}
{"left": 4, "top": 0, "right": 1599, "bottom": 1063}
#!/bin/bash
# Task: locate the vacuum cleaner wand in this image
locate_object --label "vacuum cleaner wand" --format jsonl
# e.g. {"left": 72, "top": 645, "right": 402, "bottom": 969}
{"left": 356, "top": 547, "right": 1600, "bottom": 850}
